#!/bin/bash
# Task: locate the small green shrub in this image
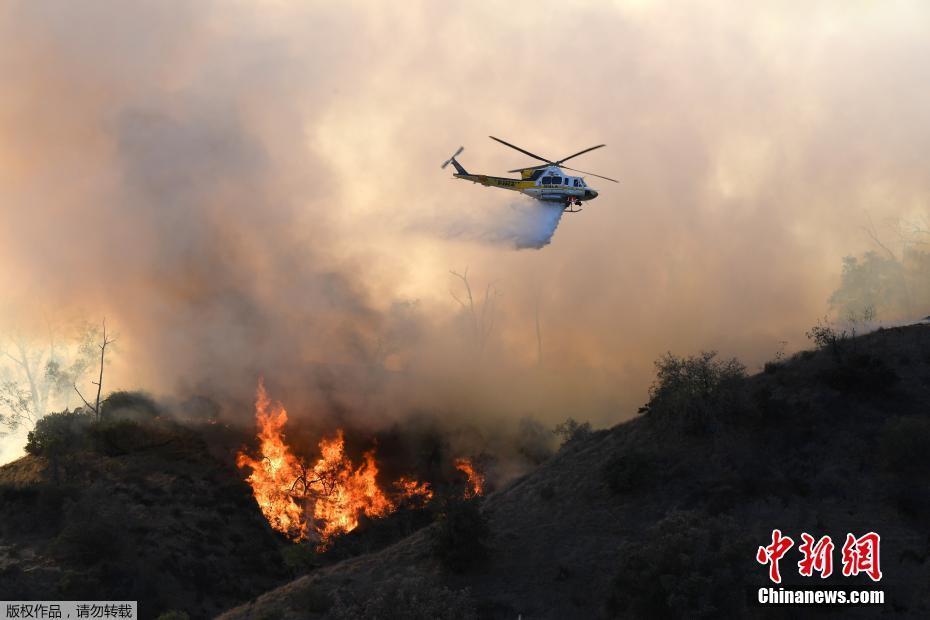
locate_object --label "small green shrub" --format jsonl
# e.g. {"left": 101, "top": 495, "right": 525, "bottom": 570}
{"left": 516, "top": 417, "right": 554, "bottom": 464}
{"left": 155, "top": 611, "right": 190, "bottom": 620}
{"left": 0, "top": 483, "right": 78, "bottom": 533}
{"left": 606, "top": 511, "right": 750, "bottom": 618}
{"left": 291, "top": 584, "right": 332, "bottom": 614}
{"left": 54, "top": 515, "right": 124, "bottom": 564}
{"left": 432, "top": 498, "right": 490, "bottom": 573}
{"left": 25, "top": 410, "right": 93, "bottom": 457}
{"left": 880, "top": 417, "right": 930, "bottom": 475}
{"left": 331, "top": 576, "right": 475, "bottom": 620}
{"left": 89, "top": 419, "right": 161, "bottom": 456}
{"left": 603, "top": 449, "right": 659, "bottom": 494}
{"left": 553, "top": 418, "right": 592, "bottom": 447}
{"left": 281, "top": 542, "right": 320, "bottom": 574}
{"left": 806, "top": 318, "right": 849, "bottom": 361}
{"left": 538, "top": 483, "right": 555, "bottom": 500}
{"left": 25, "top": 411, "right": 94, "bottom": 482}
{"left": 100, "top": 390, "right": 161, "bottom": 421}
{"left": 640, "top": 351, "right": 746, "bottom": 433}
{"left": 819, "top": 353, "right": 898, "bottom": 395}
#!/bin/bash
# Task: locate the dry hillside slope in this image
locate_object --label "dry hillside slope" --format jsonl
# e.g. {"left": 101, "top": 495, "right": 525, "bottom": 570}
{"left": 220, "top": 323, "right": 930, "bottom": 619}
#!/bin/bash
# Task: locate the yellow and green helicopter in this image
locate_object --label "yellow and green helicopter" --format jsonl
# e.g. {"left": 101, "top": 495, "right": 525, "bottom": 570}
{"left": 442, "top": 136, "right": 617, "bottom": 212}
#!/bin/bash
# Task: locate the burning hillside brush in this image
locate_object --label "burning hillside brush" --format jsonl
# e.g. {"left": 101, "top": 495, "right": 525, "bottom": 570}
{"left": 236, "top": 380, "right": 484, "bottom": 548}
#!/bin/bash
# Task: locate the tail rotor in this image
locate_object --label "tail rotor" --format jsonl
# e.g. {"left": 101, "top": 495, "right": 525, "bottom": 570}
{"left": 441, "top": 146, "right": 464, "bottom": 169}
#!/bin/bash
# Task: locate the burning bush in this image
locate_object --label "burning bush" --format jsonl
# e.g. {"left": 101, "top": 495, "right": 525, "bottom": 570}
{"left": 236, "top": 381, "right": 485, "bottom": 548}
{"left": 454, "top": 458, "right": 484, "bottom": 498}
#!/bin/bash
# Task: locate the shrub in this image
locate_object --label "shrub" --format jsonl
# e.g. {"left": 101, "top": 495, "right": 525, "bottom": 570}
{"left": 177, "top": 395, "right": 220, "bottom": 422}
{"left": 331, "top": 576, "right": 476, "bottom": 620}
{"left": 100, "top": 390, "right": 161, "bottom": 421}
{"left": 155, "top": 612, "right": 190, "bottom": 620}
{"left": 818, "top": 353, "right": 898, "bottom": 395}
{"left": 25, "top": 410, "right": 93, "bottom": 457}
{"left": 516, "top": 417, "right": 554, "bottom": 464}
{"left": 432, "top": 498, "right": 490, "bottom": 572}
{"left": 879, "top": 417, "right": 930, "bottom": 475}
{"left": 806, "top": 318, "right": 848, "bottom": 361}
{"left": 538, "top": 483, "right": 555, "bottom": 500}
{"left": 640, "top": 351, "right": 746, "bottom": 433}
{"left": 553, "top": 418, "right": 592, "bottom": 447}
{"left": 89, "top": 419, "right": 165, "bottom": 456}
{"left": 25, "top": 410, "right": 93, "bottom": 482}
{"left": 603, "top": 449, "right": 659, "bottom": 494}
{"left": 53, "top": 513, "right": 124, "bottom": 564}
{"left": 291, "top": 584, "right": 333, "bottom": 614}
{"left": 606, "top": 511, "right": 750, "bottom": 618}
{"left": 281, "top": 542, "right": 320, "bottom": 574}
{"left": 0, "top": 482, "right": 78, "bottom": 533}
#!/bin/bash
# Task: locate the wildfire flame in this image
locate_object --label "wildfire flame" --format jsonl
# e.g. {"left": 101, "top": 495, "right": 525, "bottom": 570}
{"left": 305, "top": 430, "right": 393, "bottom": 542}
{"left": 455, "top": 457, "right": 485, "bottom": 498}
{"left": 237, "top": 380, "right": 440, "bottom": 546}
{"left": 235, "top": 380, "right": 309, "bottom": 540}
{"left": 394, "top": 476, "right": 434, "bottom": 503}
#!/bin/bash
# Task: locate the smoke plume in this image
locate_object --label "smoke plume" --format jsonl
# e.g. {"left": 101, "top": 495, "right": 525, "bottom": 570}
{"left": 2, "top": 2, "right": 930, "bottom": 463}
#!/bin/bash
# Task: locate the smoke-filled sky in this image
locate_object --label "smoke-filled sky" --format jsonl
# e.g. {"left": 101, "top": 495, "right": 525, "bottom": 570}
{"left": 2, "top": 1, "right": 929, "bottom": 454}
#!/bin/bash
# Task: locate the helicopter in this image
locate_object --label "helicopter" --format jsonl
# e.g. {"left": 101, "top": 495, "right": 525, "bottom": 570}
{"left": 441, "top": 136, "right": 617, "bottom": 212}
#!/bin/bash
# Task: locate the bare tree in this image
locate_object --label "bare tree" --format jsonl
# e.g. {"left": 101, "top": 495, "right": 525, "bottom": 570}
{"left": 449, "top": 268, "right": 499, "bottom": 356}
{"left": 73, "top": 319, "right": 116, "bottom": 422}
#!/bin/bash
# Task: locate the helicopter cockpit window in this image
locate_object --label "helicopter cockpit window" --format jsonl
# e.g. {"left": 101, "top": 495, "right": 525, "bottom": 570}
{"left": 573, "top": 179, "right": 580, "bottom": 187}
{"left": 541, "top": 176, "right": 552, "bottom": 185}
{"left": 552, "top": 177, "right": 562, "bottom": 185}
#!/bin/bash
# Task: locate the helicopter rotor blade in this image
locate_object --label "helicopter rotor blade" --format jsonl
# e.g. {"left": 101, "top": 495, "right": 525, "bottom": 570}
{"left": 560, "top": 165, "right": 619, "bottom": 183}
{"left": 489, "top": 136, "right": 553, "bottom": 165}
{"left": 555, "top": 144, "right": 606, "bottom": 165}
{"left": 507, "top": 164, "right": 549, "bottom": 173}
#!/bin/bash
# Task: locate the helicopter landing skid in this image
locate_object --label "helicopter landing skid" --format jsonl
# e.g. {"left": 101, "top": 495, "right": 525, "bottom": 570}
{"left": 563, "top": 199, "right": 583, "bottom": 213}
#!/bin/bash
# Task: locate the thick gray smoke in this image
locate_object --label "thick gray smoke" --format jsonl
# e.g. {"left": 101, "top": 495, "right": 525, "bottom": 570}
{"left": 3, "top": 2, "right": 930, "bottom": 465}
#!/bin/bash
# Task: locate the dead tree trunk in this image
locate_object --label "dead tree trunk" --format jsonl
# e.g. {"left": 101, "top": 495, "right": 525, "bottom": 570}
{"left": 73, "top": 319, "right": 115, "bottom": 422}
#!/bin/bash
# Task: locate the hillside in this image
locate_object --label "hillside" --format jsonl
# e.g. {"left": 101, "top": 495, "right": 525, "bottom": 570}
{"left": 219, "top": 323, "right": 930, "bottom": 619}
{"left": 0, "top": 419, "right": 290, "bottom": 619}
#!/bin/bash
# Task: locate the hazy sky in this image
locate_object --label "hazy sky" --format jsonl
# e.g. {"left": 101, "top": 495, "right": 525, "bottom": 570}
{"left": 1, "top": 1, "right": 928, "bottom": 459}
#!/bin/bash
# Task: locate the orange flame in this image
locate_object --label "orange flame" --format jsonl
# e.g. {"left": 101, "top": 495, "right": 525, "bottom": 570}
{"left": 237, "top": 381, "right": 436, "bottom": 546}
{"left": 394, "top": 476, "right": 434, "bottom": 503}
{"left": 307, "top": 430, "right": 394, "bottom": 543}
{"left": 235, "top": 380, "right": 309, "bottom": 540}
{"left": 455, "top": 457, "right": 485, "bottom": 498}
